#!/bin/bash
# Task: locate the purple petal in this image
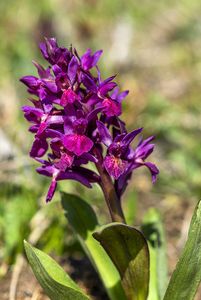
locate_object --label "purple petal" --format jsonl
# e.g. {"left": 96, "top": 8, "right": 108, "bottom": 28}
{"left": 43, "top": 78, "right": 58, "bottom": 93}
{"left": 104, "top": 155, "right": 129, "bottom": 179}
{"left": 36, "top": 164, "right": 56, "bottom": 177}
{"left": 92, "top": 50, "right": 103, "bottom": 66}
{"left": 135, "top": 138, "right": 155, "bottom": 160}
{"left": 79, "top": 153, "right": 98, "bottom": 163}
{"left": 46, "top": 179, "right": 57, "bottom": 202}
{"left": 29, "top": 125, "right": 38, "bottom": 133}
{"left": 45, "top": 129, "right": 63, "bottom": 138}
{"left": 81, "top": 49, "right": 103, "bottom": 70}
{"left": 87, "top": 107, "right": 103, "bottom": 122}
{"left": 111, "top": 87, "right": 119, "bottom": 99}
{"left": 98, "top": 82, "right": 117, "bottom": 97}
{"left": 57, "top": 169, "right": 93, "bottom": 188}
{"left": 47, "top": 115, "right": 64, "bottom": 125}
{"left": 22, "top": 106, "right": 43, "bottom": 123}
{"left": 37, "top": 122, "right": 48, "bottom": 135}
{"left": 82, "top": 73, "right": 97, "bottom": 92}
{"left": 54, "top": 152, "right": 74, "bottom": 171}
{"left": 72, "top": 167, "right": 100, "bottom": 184}
{"left": 115, "top": 167, "right": 132, "bottom": 197}
{"left": 102, "top": 98, "right": 121, "bottom": 117}
{"left": 39, "top": 38, "right": 58, "bottom": 64}
{"left": 20, "top": 76, "right": 39, "bottom": 88}
{"left": 116, "top": 90, "right": 129, "bottom": 102}
{"left": 122, "top": 128, "right": 143, "bottom": 146}
{"left": 63, "top": 134, "right": 93, "bottom": 156}
{"left": 39, "top": 42, "right": 49, "bottom": 60}
{"left": 144, "top": 162, "right": 159, "bottom": 183}
{"left": 96, "top": 121, "right": 112, "bottom": 147}
{"left": 61, "top": 88, "right": 78, "bottom": 106}
{"left": 100, "top": 75, "right": 116, "bottom": 85}
{"left": 30, "top": 137, "right": 48, "bottom": 157}
{"left": 68, "top": 56, "right": 78, "bottom": 84}
{"left": 52, "top": 64, "right": 62, "bottom": 76}
{"left": 33, "top": 61, "right": 50, "bottom": 78}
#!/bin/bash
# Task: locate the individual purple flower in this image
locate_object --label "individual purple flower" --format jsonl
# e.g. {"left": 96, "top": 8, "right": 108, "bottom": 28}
{"left": 97, "top": 121, "right": 144, "bottom": 179}
{"left": 21, "top": 37, "right": 159, "bottom": 203}
{"left": 36, "top": 159, "right": 97, "bottom": 202}
{"left": 81, "top": 49, "right": 103, "bottom": 71}
{"left": 61, "top": 106, "right": 94, "bottom": 156}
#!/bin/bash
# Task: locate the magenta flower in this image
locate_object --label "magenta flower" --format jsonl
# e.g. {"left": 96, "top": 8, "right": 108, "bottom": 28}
{"left": 21, "top": 38, "right": 159, "bottom": 202}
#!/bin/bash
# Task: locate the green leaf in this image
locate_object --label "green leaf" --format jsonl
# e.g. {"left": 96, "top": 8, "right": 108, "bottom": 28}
{"left": 164, "top": 200, "right": 201, "bottom": 300}
{"left": 142, "top": 208, "right": 168, "bottom": 300}
{"left": 93, "top": 223, "right": 150, "bottom": 300}
{"left": 24, "top": 240, "right": 90, "bottom": 300}
{"left": 61, "top": 192, "right": 126, "bottom": 300}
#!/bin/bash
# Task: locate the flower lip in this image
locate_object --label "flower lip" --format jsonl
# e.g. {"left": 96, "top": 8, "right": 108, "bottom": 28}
{"left": 61, "top": 88, "right": 78, "bottom": 106}
{"left": 102, "top": 98, "right": 121, "bottom": 117}
{"left": 62, "top": 134, "right": 93, "bottom": 156}
{"left": 104, "top": 155, "right": 129, "bottom": 179}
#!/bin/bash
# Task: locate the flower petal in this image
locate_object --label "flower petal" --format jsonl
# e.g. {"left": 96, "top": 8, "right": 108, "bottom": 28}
{"left": 63, "top": 134, "right": 93, "bottom": 156}
{"left": 57, "top": 169, "right": 94, "bottom": 187}
{"left": 20, "top": 76, "right": 39, "bottom": 89}
{"left": 96, "top": 121, "right": 112, "bottom": 147}
{"left": 46, "top": 179, "right": 57, "bottom": 202}
{"left": 102, "top": 98, "right": 121, "bottom": 117}
{"left": 82, "top": 73, "right": 97, "bottom": 92}
{"left": 122, "top": 128, "right": 143, "bottom": 146}
{"left": 61, "top": 88, "right": 78, "bottom": 106}
{"left": 68, "top": 56, "right": 78, "bottom": 84}
{"left": 144, "top": 162, "right": 159, "bottom": 183}
{"left": 98, "top": 82, "right": 117, "bottom": 97}
{"left": 104, "top": 155, "right": 129, "bottom": 179}
{"left": 30, "top": 137, "right": 48, "bottom": 157}
{"left": 81, "top": 49, "right": 103, "bottom": 70}
{"left": 54, "top": 152, "right": 74, "bottom": 171}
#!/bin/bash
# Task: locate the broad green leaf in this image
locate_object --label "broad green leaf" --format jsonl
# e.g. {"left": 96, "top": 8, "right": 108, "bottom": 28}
{"left": 24, "top": 240, "right": 89, "bottom": 300}
{"left": 164, "top": 200, "right": 201, "bottom": 300}
{"left": 93, "top": 223, "right": 150, "bottom": 300}
{"left": 61, "top": 192, "right": 126, "bottom": 300}
{"left": 142, "top": 208, "right": 168, "bottom": 300}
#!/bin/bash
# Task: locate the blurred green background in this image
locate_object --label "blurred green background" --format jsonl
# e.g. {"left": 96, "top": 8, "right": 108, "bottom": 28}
{"left": 0, "top": 0, "right": 201, "bottom": 298}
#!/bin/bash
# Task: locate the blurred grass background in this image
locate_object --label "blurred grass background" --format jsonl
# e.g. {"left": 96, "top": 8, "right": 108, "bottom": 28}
{"left": 0, "top": 0, "right": 201, "bottom": 296}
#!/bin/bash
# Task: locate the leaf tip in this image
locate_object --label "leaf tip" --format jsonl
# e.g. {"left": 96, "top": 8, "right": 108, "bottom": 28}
{"left": 92, "top": 231, "right": 100, "bottom": 241}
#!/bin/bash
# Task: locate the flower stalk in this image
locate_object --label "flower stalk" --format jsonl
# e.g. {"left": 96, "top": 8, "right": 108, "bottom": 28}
{"left": 96, "top": 161, "right": 126, "bottom": 223}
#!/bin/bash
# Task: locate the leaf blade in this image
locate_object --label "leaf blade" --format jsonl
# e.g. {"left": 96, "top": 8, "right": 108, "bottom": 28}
{"left": 24, "top": 240, "right": 90, "bottom": 300}
{"left": 164, "top": 200, "right": 201, "bottom": 300}
{"left": 93, "top": 223, "right": 150, "bottom": 300}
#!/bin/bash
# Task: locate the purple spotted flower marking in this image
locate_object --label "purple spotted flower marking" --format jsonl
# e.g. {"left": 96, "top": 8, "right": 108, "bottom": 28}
{"left": 21, "top": 38, "right": 159, "bottom": 202}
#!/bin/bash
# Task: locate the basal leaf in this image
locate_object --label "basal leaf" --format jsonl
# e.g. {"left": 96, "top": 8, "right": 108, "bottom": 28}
{"left": 142, "top": 208, "right": 168, "bottom": 300}
{"left": 61, "top": 192, "right": 126, "bottom": 300}
{"left": 24, "top": 240, "right": 89, "bottom": 300}
{"left": 93, "top": 223, "right": 150, "bottom": 300}
{"left": 164, "top": 200, "right": 201, "bottom": 300}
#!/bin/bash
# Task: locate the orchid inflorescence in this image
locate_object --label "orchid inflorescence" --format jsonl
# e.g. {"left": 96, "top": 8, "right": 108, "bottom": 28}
{"left": 21, "top": 39, "right": 201, "bottom": 300}
{"left": 21, "top": 38, "right": 159, "bottom": 206}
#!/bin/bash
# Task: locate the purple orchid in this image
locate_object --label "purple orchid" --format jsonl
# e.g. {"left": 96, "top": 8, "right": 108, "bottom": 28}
{"left": 21, "top": 38, "right": 159, "bottom": 203}
{"left": 81, "top": 49, "right": 103, "bottom": 71}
